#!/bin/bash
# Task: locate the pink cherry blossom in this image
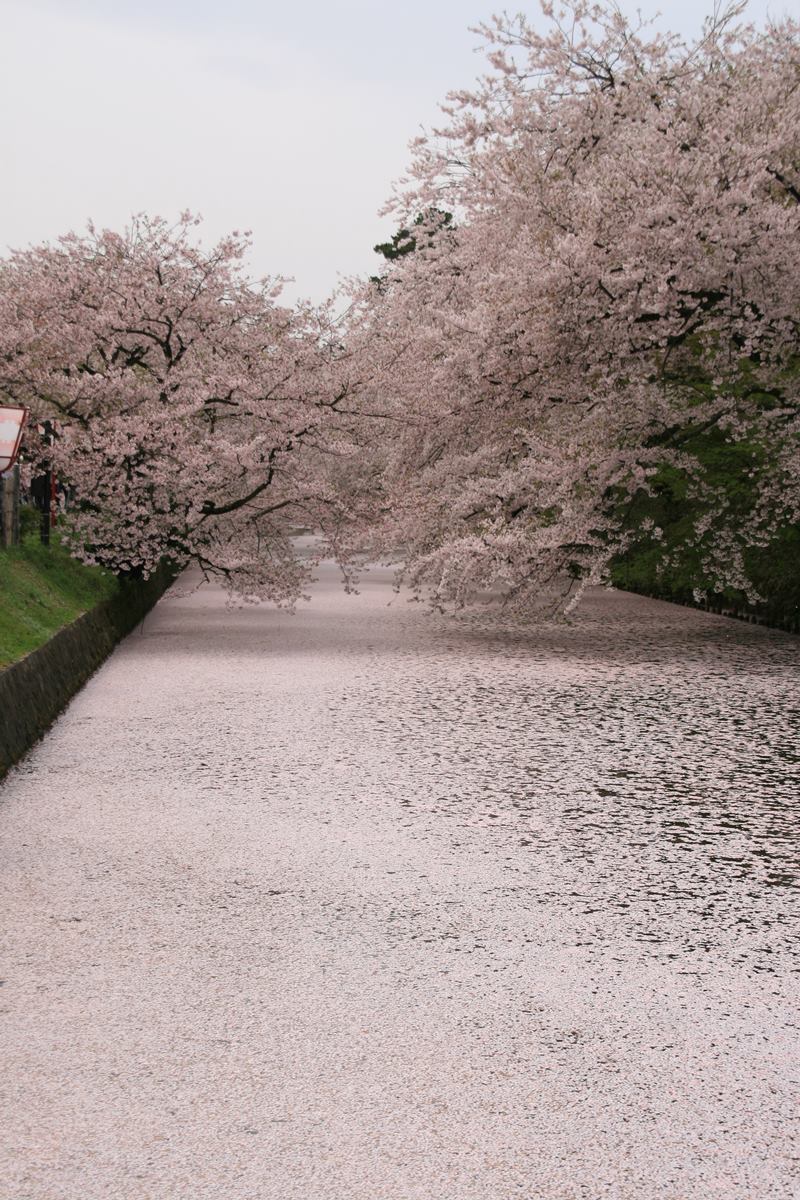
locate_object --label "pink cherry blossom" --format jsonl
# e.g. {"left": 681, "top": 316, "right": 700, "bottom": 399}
{"left": 0, "top": 214, "right": 356, "bottom": 602}
{"left": 344, "top": 3, "right": 800, "bottom": 611}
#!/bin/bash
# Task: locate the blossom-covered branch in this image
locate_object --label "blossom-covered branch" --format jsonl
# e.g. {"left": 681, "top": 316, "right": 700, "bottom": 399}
{"left": 348, "top": 1, "right": 800, "bottom": 611}
{"left": 0, "top": 214, "right": 357, "bottom": 602}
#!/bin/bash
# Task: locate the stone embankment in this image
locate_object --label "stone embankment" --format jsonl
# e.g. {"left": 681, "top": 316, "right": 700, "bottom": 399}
{"left": 618, "top": 578, "right": 800, "bottom": 635}
{"left": 0, "top": 562, "right": 175, "bottom": 777}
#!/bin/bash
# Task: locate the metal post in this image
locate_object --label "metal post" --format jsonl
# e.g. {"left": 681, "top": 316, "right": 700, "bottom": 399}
{"left": 39, "top": 470, "right": 51, "bottom": 545}
{"left": 12, "top": 464, "right": 20, "bottom": 544}
{"left": 50, "top": 470, "right": 57, "bottom": 530}
{"left": 39, "top": 420, "right": 53, "bottom": 546}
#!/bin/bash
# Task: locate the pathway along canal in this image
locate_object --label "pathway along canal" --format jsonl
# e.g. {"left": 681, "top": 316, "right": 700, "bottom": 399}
{"left": 1, "top": 556, "right": 798, "bottom": 1199}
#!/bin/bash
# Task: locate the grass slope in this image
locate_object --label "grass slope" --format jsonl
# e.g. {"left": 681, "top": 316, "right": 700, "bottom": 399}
{"left": 0, "top": 531, "right": 119, "bottom": 668}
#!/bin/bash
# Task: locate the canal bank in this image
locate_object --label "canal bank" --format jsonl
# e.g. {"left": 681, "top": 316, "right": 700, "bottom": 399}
{"left": 0, "top": 561, "right": 176, "bottom": 777}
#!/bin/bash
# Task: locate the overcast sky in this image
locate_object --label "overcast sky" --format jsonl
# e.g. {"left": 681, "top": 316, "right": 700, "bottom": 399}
{"left": 0, "top": 0, "right": 791, "bottom": 301}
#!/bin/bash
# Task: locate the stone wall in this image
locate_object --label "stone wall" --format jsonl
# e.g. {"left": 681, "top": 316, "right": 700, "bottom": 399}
{"left": 616, "top": 578, "right": 800, "bottom": 635}
{"left": 0, "top": 563, "right": 177, "bottom": 778}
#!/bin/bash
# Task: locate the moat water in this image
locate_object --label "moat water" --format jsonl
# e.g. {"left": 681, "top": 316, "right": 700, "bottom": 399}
{"left": 2, "top": 559, "right": 797, "bottom": 1198}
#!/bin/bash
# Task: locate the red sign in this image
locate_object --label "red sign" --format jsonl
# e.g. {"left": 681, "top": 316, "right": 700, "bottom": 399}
{"left": 0, "top": 408, "right": 27, "bottom": 472}
{"left": 0, "top": 405, "right": 28, "bottom": 472}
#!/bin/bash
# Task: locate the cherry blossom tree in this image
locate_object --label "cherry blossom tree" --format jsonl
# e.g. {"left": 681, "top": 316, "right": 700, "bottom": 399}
{"left": 351, "top": 1, "right": 800, "bottom": 611}
{"left": 0, "top": 214, "right": 356, "bottom": 602}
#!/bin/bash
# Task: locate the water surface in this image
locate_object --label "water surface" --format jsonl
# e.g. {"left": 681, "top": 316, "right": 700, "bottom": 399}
{"left": 1, "top": 565, "right": 797, "bottom": 1199}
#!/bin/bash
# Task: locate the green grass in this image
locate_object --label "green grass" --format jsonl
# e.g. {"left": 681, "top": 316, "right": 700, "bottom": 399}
{"left": 0, "top": 528, "right": 119, "bottom": 668}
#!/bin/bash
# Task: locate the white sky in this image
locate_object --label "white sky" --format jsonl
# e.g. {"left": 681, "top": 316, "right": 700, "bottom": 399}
{"left": 1, "top": 0, "right": 793, "bottom": 302}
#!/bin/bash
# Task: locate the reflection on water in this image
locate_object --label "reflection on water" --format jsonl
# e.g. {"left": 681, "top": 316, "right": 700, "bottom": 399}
{"left": 340, "top": 588, "right": 800, "bottom": 979}
{"left": 4, "top": 570, "right": 797, "bottom": 1198}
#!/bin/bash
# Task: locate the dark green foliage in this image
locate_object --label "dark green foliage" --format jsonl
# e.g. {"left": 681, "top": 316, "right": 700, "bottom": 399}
{"left": 610, "top": 430, "right": 800, "bottom": 630}
{"left": 372, "top": 210, "right": 454, "bottom": 282}
{"left": 18, "top": 504, "right": 41, "bottom": 539}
